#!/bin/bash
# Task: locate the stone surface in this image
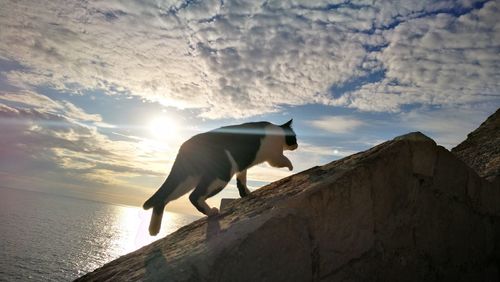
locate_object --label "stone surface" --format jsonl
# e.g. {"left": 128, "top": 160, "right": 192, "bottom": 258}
{"left": 77, "top": 130, "right": 500, "bottom": 282}
{"left": 452, "top": 108, "right": 500, "bottom": 182}
{"left": 219, "top": 198, "right": 235, "bottom": 211}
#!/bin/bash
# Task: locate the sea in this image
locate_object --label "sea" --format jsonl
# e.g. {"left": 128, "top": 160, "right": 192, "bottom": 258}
{"left": 0, "top": 187, "right": 199, "bottom": 281}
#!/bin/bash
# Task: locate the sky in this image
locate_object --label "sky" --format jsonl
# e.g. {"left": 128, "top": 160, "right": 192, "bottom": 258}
{"left": 0, "top": 0, "right": 499, "bottom": 215}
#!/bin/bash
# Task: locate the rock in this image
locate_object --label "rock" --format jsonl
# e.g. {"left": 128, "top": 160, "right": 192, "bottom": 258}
{"left": 220, "top": 198, "right": 235, "bottom": 211}
{"left": 452, "top": 108, "right": 500, "bottom": 182}
{"left": 76, "top": 128, "right": 500, "bottom": 282}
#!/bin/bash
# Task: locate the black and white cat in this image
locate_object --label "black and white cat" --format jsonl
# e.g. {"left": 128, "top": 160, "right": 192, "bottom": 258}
{"left": 143, "top": 119, "right": 298, "bottom": 235}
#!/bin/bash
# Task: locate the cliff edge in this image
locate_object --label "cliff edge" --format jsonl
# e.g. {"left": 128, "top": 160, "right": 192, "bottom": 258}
{"left": 77, "top": 113, "right": 500, "bottom": 282}
{"left": 452, "top": 108, "right": 500, "bottom": 183}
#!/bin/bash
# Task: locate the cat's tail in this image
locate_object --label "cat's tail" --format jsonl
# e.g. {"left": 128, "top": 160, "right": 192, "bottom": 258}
{"left": 143, "top": 188, "right": 168, "bottom": 236}
{"left": 148, "top": 204, "right": 165, "bottom": 236}
{"left": 143, "top": 173, "right": 179, "bottom": 236}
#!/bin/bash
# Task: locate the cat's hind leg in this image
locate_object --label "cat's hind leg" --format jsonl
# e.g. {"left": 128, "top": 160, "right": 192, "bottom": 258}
{"left": 144, "top": 173, "right": 199, "bottom": 236}
{"left": 189, "top": 176, "right": 228, "bottom": 216}
{"left": 236, "top": 170, "right": 251, "bottom": 197}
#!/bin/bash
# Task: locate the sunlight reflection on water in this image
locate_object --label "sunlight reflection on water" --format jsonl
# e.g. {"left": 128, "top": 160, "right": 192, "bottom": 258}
{"left": 113, "top": 206, "right": 198, "bottom": 256}
{"left": 0, "top": 188, "right": 200, "bottom": 281}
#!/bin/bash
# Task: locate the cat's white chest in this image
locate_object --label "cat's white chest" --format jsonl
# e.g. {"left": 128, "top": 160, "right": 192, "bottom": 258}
{"left": 251, "top": 125, "right": 283, "bottom": 166}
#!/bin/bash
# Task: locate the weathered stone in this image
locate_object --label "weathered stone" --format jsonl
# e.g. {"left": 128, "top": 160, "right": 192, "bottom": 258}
{"left": 451, "top": 108, "right": 500, "bottom": 216}
{"left": 452, "top": 108, "right": 500, "bottom": 182}
{"left": 220, "top": 198, "right": 235, "bottom": 211}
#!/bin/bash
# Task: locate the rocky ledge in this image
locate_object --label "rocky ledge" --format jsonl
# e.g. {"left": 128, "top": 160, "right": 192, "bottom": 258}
{"left": 77, "top": 112, "right": 500, "bottom": 282}
{"left": 452, "top": 108, "right": 500, "bottom": 183}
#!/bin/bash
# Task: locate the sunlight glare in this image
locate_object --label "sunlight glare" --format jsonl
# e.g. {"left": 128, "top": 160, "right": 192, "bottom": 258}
{"left": 112, "top": 206, "right": 199, "bottom": 255}
{"left": 112, "top": 206, "right": 171, "bottom": 255}
{"left": 149, "top": 116, "right": 178, "bottom": 140}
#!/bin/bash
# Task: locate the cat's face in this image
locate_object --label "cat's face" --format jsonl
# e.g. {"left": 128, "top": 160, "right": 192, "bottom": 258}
{"left": 281, "top": 119, "right": 298, "bottom": 151}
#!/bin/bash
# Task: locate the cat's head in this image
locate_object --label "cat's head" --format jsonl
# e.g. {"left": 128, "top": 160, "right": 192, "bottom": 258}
{"left": 280, "top": 119, "right": 298, "bottom": 151}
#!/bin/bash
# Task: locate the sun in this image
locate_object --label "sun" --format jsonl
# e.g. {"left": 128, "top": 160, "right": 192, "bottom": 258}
{"left": 148, "top": 116, "right": 178, "bottom": 140}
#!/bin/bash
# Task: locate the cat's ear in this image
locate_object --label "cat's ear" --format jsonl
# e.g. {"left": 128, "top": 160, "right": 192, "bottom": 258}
{"left": 281, "top": 119, "right": 293, "bottom": 128}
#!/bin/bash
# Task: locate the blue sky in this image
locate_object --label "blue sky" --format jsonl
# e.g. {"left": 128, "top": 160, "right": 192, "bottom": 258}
{"left": 0, "top": 0, "right": 499, "bottom": 215}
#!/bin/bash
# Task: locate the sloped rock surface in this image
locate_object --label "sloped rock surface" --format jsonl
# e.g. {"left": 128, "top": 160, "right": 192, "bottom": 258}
{"left": 77, "top": 132, "right": 500, "bottom": 282}
{"left": 452, "top": 108, "right": 500, "bottom": 182}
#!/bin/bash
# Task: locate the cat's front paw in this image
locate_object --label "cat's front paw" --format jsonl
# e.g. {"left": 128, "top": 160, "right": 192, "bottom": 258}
{"left": 288, "top": 164, "right": 293, "bottom": 171}
{"left": 207, "top": 207, "right": 219, "bottom": 217}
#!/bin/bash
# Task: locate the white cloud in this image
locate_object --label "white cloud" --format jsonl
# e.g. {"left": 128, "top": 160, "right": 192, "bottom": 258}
{"left": 309, "top": 116, "right": 365, "bottom": 133}
{"left": 244, "top": 141, "right": 355, "bottom": 188}
{"left": 397, "top": 104, "right": 493, "bottom": 149}
{"left": 297, "top": 142, "right": 357, "bottom": 158}
{"left": 247, "top": 164, "right": 294, "bottom": 184}
{"left": 60, "top": 100, "right": 102, "bottom": 123}
{"left": 0, "top": 100, "right": 174, "bottom": 205}
{"left": 342, "top": 1, "right": 500, "bottom": 112}
{"left": 0, "top": 90, "right": 62, "bottom": 111}
{"left": 0, "top": 90, "right": 103, "bottom": 123}
{"left": 2, "top": 0, "right": 494, "bottom": 119}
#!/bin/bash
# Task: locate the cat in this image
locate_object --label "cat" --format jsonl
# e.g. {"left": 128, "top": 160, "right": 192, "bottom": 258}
{"left": 143, "top": 119, "right": 298, "bottom": 236}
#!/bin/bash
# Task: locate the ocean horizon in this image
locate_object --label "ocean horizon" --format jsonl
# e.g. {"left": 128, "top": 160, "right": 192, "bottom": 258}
{"left": 0, "top": 187, "right": 200, "bottom": 281}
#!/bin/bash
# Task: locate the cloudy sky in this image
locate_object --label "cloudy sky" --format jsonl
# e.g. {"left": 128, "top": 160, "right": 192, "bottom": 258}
{"left": 0, "top": 0, "right": 498, "bottom": 215}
